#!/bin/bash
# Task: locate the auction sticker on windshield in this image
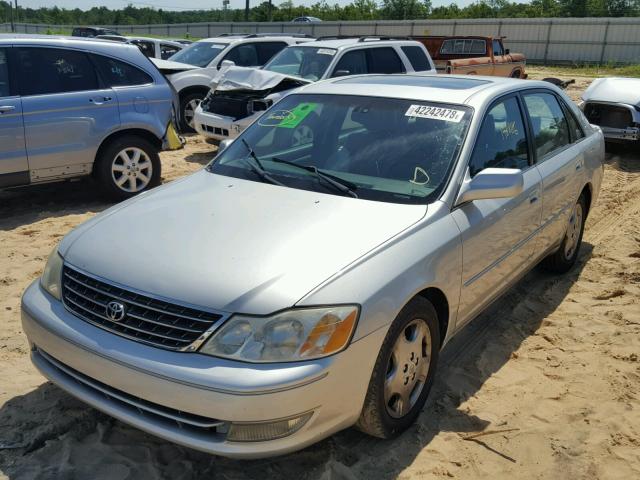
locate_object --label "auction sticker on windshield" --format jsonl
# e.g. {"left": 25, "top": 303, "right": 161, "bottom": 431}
{"left": 259, "top": 103, "right": 318, "bottom": 128}
{"left": 317, "top": 48, "right": 336, "bottom": 56}
{"left": 405, "top": 105, "right": 465, "bottom": 123}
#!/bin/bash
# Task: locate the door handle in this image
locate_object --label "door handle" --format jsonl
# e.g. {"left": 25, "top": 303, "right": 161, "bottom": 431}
{"left": 89, "top": 96, "right": 113, "bottom": 104}
{"left": 529, "top": 195, "right": 539, "bottom": 204}
{"left": 575, "top": 161, "right": 583, "bottom": 171}
{"left": 0, "top": 105, "right": 16, "bottom": 113}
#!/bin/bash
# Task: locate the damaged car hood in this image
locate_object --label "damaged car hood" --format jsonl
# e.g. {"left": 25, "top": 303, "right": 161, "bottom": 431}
{"left": 582, "top": 77, "right": 640, "bottom": 107}
{"left": 213, "top": 66, "right": 311, "bottom": 92}
{"left": 150, "top": 58, "right": 200, "bottom": 74}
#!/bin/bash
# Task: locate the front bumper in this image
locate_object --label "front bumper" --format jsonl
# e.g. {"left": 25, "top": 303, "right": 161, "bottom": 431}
{"left": 600, "top": 126, "right": 639, "bottom": 142}
{"left": 21, "top": 280, "right": 383, "bottom": 458}
{"left": 193, "top": 107, "right": 259, "bottom": 141}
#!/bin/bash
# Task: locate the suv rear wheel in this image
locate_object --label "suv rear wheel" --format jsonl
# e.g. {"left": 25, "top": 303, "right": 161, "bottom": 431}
{"left": 95, "top": 135, "right": 161, "bottom": 201}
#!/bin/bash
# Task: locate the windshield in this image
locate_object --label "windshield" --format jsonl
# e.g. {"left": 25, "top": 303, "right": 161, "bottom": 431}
{"left": 168, "top": 41, "right": 226, "bottom": 67}
{"left": 263, "top": 46, "right": 336, "bottom": 81}
{"left": 210, "top": 94, "right": 472, "bottom": 204}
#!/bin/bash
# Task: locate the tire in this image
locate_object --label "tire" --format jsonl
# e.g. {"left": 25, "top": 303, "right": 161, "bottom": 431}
{"left": 94, "top": 135, "right": 161, "bottom": 201}
{"left": 356, "top": 297, "right": 440, "bottom": 439}
{"left": 180, "top": 92, "right": 205, "bottom": 133}
{"left": 542, "top": 193, "right": 587, "bottom": 273}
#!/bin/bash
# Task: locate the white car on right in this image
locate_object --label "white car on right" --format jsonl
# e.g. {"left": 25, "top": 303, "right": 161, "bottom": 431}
{"left": 193, "top": 37, "right": 436, "bottom": 142}
{"left": 580, "top": 77, "right": 640, "bottom": 145}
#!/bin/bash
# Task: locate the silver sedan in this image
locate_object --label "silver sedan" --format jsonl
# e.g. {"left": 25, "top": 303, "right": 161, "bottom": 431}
{"left": 22, "top": 74, "right": 604, "bottom": 458}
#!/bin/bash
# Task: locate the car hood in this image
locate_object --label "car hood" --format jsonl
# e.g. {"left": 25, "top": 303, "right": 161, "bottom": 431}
{"left": 582, "top": 77, "right": 640, "bottom": 107}
{"left": 62, "top": 170, "right": 427, "bottom": 314}
{"left": 150, "top": 58, "right": 200, "bottom": 74}
{"left": 211, "top": 65, "right": 310, "bottom": 92}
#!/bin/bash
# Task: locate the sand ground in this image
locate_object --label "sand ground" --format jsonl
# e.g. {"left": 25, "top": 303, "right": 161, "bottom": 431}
{"left": 0, "top": 71, "right": 638, "bottom": 479}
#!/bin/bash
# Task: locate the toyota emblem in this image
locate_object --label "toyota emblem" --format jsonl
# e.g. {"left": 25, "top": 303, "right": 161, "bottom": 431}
{"left": 106, "top": 301, "right": 126, "bottom": 322}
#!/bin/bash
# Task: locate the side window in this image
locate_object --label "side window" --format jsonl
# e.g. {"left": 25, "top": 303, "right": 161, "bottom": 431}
{"left": 131, "top": 40, "right": 155, "bottom": 58}
{"left": 401, "top": 46, "right": 431, "bottom": 72}
{"left": 255, "top": 42, "right": 287, "bottom": 65}
{"left": 563, "top": 103, "right": 585, "bottom": 142}
{"left": 492, "top": 40, "right": 504, "bottom": 56}
{"left": 92, "top": 54, "right": 153, "bottom": 87}
{"left": 224, "top": 44, "right": 259, "bottom": 67}
{"left": 332, "top": 50, "right": 368, "bottom": 76}
{"left": 160, "top": 43, "right": 181, "bottom": 60}
{"left": 469, "top": 96, "right": 529, "bottom": 177}
{"left": 0, "top": 48, "right": 9, "bottom": 97}
{"left": 368, "top": 47, "right": 405, "bottom": 74}
{"left": 16, "top": 47, "right": 98, "bottom": 96}
{"left": 471, "top": 40, "right": 486, "bottom": 55}
{"left": 523, "top": 92, "right": 571, "bottom": 160}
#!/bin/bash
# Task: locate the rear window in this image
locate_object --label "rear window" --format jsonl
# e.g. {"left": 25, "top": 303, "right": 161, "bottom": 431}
{"left": 16, "top": 47, "right": 98, "bottom": 95}
{"left": 91, "top": 55, "right": 153, "bottom": 87}
{"left": 368, "top": 47, "right": 405, "bottom": 74}
{"left": 401, "top": 46, "right": 432, "bottom": 72}
{"left": 0, "top": 49, "right": 9, "bottom": 97}
{"left": 441, "top": 39, "right": 486, "bottom": 55}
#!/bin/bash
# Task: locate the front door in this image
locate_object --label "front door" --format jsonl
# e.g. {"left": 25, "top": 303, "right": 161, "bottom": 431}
{"left": 0, "top": 47, "right": 28, "bottom": 187}
{"left": 451, "top": 94, "right": 542, "bottom": 326}
{"left": 15, "top": 46, "right": 118, "bottom": 182}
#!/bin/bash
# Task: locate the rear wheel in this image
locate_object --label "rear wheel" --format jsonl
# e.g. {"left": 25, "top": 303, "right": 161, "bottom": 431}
{"left": 95, "top": 135, "right": 161, "bottom": 201}
{"left": 356, "top": 297, "right": 439, "bottom": 439}
{"left": 180, "top": 92, "right": 205, "bottom": 133}
{"left": 542, "top": 193, "right": 587, "bottom": 273}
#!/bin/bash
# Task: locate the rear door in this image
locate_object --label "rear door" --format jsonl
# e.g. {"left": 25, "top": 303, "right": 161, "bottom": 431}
{"left": 0, "top": 46, "right": 29, "bottom": 187}
{"left": 522, "top": 90, "right": 584, "bottom": 252}
{"left": 16, "top": 46, "right": 119, "bottom": 181}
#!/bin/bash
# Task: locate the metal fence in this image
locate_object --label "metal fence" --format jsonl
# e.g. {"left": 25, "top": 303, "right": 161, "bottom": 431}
{"left": 2, "top": 17, "right": 639, "bottom": 64}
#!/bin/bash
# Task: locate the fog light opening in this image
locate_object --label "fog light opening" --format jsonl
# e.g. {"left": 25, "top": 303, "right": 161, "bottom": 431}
{"left": 226, "top": 411, "right": 313, "bottom": 442}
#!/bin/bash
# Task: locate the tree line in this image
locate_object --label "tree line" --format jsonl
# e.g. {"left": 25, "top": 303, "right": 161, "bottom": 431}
{"left": 1, "top": 0, "right": 638, "bottom": 26}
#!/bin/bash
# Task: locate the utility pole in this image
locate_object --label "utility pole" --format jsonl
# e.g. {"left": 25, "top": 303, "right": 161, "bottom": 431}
{"left": 268, "top": 0, "right": 273, "bottom": 22}
{"left": 9, "top": 2, "right": 14, "bottom": 32}
{"left": 244, "top": 0, "right": 249, "bottom": 21}
{"left": 14, "top": 0, "right": 18, "bottom": 25}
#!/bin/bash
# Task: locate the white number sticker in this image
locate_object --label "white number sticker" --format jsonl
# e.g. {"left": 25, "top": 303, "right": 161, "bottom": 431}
{"left": 317, "top": 48, "right": 336, "bottom": 56}
{"left": 405, "top": 105, "right": 465, "bottom": 123}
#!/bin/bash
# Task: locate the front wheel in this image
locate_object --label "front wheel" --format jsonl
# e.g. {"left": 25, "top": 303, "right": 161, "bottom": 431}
{"left": 94, "top": 135, "right": 161, "bottom": 201}
{"left": 356, "top": 297, "right": 440, "bottom": 439}
{"left": 542, "top": 193, "right": 587, "bottom": 273}
{"left": 180, "top": 92, "right": 204, "bottom": 133}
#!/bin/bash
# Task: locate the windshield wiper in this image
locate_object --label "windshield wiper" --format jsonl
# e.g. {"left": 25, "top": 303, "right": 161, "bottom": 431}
{"left": 269, "top": 157, "right": 358, "bottom": 198}
{"left": 240, "top": 139, "right": 285, "bottom": 187}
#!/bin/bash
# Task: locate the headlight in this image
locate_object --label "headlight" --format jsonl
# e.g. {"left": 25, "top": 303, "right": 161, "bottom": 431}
{"left": 40, "top": 247, "right": 63, "bottom": 300}
{"left": 199, "top": 305, "right": 359, "bottom": 362}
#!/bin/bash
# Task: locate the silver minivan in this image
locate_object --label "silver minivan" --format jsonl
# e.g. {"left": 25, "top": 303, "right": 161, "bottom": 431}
{"left": 0, "top": 35, "right": 181, "bottom": 200}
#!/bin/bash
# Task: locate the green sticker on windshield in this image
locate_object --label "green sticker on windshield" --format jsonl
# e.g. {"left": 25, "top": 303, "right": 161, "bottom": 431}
{"left": 259, "top": 103, "right": 317, "bottom": 129}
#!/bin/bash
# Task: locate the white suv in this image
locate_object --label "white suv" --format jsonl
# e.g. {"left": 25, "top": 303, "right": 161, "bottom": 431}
{"left": 193, "top": 37, "right": 436, "bottom": 142}
{"left": 152, "top": 33, "right": 313, "bottom": 131}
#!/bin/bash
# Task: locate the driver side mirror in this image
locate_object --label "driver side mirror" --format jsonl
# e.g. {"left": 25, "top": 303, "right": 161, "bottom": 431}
{"left": 217, "top": 138, "right": 234, "bottom": 155}
{"left": 332, "top": 69, "right": 351, "bottom": 78}
{"left": 455, "top": 168, "right": 524, "bottom": 206}
{"left": 217, "top": 59, "right": 235, "bottom": 70}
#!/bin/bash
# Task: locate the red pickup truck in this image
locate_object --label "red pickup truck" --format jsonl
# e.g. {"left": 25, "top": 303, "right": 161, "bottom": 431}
{"left": 415, "top": 36, "right": 527, "bottom": 79}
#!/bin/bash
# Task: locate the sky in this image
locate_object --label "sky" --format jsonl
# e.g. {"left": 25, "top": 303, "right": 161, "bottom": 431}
{"left": 17, "top": 0, "right": 482, "bottom": 11}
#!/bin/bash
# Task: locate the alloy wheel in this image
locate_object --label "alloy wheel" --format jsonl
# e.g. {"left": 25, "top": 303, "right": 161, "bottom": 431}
{"left": 111, "top": 147, "right": 153, "bottom": 193}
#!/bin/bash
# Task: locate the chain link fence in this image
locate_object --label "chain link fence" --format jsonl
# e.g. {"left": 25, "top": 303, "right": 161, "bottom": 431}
{"left": 1, "top": 17, "right": 639, "bottom": 64}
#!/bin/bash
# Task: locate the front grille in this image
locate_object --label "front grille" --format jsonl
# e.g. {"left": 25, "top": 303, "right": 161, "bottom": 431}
{"left": 206, "top": 94, "right": 252, "bottom": 119}
{"left": 38, "top": 348, "right": 226, "bottom": 432}
{"left": 62, "top": 265, "right": 224, "bottom": 351}
{"left": 200, "top": 124, "right": 229, "bottom": 136}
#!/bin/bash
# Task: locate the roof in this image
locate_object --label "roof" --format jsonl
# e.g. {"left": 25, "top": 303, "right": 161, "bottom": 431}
{"left": 0, "top": 34, "right": 148, "bottom": 61}
{"left": 307, "top": 38, "right": 424, "bottom": 50}
{"left": 297, "top": 74, "right": 559, "bottom": 107}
